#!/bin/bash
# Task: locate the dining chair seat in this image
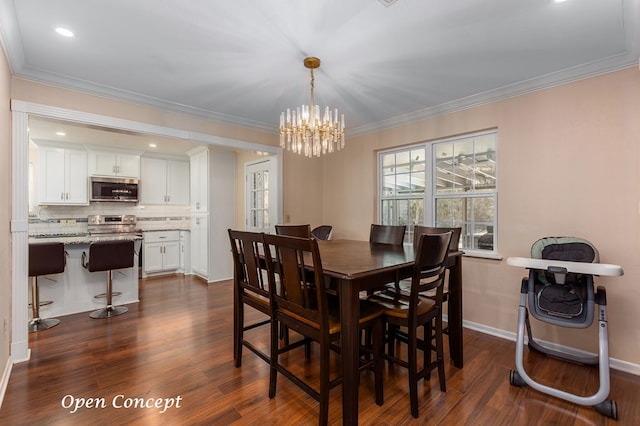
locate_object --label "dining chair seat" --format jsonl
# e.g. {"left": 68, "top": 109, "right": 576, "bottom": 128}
{"left": 368, "top": 290, "right": 436, "bottom": 318}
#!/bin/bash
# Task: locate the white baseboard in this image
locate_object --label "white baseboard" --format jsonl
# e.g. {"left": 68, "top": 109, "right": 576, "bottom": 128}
{"left": 0, "top": 356, "right": 12, "bottom": 409}
{"left": 461, "top": 318, "right": 640, "bottom": 376}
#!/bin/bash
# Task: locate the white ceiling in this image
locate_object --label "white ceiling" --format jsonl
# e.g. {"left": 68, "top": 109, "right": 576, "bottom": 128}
{"left": 1, "top": 0, "right": 639, "bottom": 148}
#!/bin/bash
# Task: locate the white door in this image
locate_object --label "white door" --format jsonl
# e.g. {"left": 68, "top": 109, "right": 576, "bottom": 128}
{"left": 245, "top": 158, "right": 277, "bottom": 233}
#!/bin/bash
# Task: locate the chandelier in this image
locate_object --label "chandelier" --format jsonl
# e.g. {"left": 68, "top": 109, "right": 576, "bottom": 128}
{"left": 279, "top": 57, "right": 345, "bottom": 157}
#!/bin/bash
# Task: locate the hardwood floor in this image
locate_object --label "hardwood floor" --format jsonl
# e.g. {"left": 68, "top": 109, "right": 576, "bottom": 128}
{"left": 1, "top": 274, "right": 639, "bottom": 425}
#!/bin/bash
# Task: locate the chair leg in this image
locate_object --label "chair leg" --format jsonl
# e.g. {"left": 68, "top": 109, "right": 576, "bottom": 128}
{"left": 408, "top": 325, "right": 419, "bottom": 419}
{"left": 268, "top": 317, "right": 278, "bottom": 399}
{"left": 28, "top": 276, "right": 60, "bottom": 333}
{"left": 424, "top": 321, "right": 433, "bottom": 380}
{"left": 435, "top": 314, "right": 446, "bottom": 392}
{"left": 90, "top": 271, "right": 128, "bottom": 319}
{"left": 387, "top": 324, "right": 398, "bottom": 365}
{"left": 319, "top": 343, "right": 330, "bottom": 426}
{"left": 373, "top": 317, "right": 384, "bottom": 406}
{"left": 233, "top": 296, "right": 243, "bottom": 367}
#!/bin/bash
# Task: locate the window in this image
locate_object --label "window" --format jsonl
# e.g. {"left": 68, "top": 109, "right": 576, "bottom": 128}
{"left": 378, "top": 130, "right": 497, "bottom": 254}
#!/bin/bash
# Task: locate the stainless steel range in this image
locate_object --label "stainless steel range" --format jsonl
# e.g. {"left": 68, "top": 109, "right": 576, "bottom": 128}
{"left": 87, "top": 214, "right": 141, "bottom": 236}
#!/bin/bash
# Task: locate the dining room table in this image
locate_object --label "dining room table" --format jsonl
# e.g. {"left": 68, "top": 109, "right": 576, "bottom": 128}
{"left": 315, "top": 239, "right": 464, "bottom": 425}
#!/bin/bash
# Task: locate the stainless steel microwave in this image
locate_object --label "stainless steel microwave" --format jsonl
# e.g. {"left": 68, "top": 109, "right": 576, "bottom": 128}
{"left": 90, "top": 176, "right": 139, "bottom": 202}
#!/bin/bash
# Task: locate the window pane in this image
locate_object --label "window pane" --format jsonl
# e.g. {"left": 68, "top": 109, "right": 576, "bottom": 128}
{"left": 382, "top": 153, "right": 395, "bottom": 168}
{"left": 436, "top": 198, "right": 464, "bottom": 224}
{"left": 454, "top": 139, "right": 474, "bottom": 192}
{"left": 383, "top": 174, "right": 395, "bottom": 196}
{"left": 473, "top": 135, "right": 496, "bottom": 191}
{"left": 381, "top": 199, "right": 394, "bottom": 225}
{"left": 410, "top": 171, "right": 425, "bottom": 194}
{"left": 435, "top": 143, "right": 455, "bottom": 193}
{"left": 395, "top": 150, "right": 410, "bottom": 174}
{"left": 396, "top": 173, "right": 411, "bottom": 195}
{"left": 472, "top": 196, "right": 494, "bottom": 223}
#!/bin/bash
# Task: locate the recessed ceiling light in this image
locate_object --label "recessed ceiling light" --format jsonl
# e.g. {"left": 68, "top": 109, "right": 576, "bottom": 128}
{"left": 55, "top": 131, "right": 66, "bottom": 136}
{"left": 148, "top": 143, "right": 157, "bottom": 148}
{"left": 553, "top": 0, "right": 569, "bottom": 3}
{"left": 55, "top": 27, "right": 74, "bottom": 37}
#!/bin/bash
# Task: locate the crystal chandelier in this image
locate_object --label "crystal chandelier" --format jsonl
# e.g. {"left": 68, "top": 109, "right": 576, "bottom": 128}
{"left": 279, "top": 57, "right": 345, "bottom": 157}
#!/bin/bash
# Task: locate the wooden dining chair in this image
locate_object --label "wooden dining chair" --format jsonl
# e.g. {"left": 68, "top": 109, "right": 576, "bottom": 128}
{"left": 311, "top": 225, "right": 333, "bottom": 240}
{"left": 275, "top": 224, "right": 311, "bottom": 238}
{"left": 263, "top": 234, "right": 384, "bottom": 426}
{"left": 368, "top": 231, "right": 452, "bottom": 418}
{"left": 228, "top": 229, "right": 272, "bottom": 367}
{"left": 369, "top": 224, "right": 406, "bottom": 245}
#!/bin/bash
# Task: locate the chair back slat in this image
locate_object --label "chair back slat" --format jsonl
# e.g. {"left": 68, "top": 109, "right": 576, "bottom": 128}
{"left": 228, "top": 230, "right": 269, "bottom": 298}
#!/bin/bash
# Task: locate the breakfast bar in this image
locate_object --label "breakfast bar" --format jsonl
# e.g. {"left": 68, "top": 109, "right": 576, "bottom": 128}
{"left": 28, "top": 234, "right": 141, "bottom": 319}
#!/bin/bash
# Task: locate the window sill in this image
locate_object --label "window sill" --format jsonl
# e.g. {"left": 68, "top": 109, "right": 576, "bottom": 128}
{"left": 462, "top": 250, "right": 503, "bottom": 261}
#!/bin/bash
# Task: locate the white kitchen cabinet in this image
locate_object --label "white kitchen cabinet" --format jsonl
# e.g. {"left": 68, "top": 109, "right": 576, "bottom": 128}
{"left": 180, "top": 231, "right": 189, "bottom": 273}
{"left": 140, "top": 157, "right": 189, "bottom": 205}
{"left": 190, "top": 215, "right": 208, "bottom": 278}
{"left": 37, "top": 145, "right": 88, "bottom": 205}
{"left": 187, "top": 147, "right": 235, "bottom": 282}
{"left": 89, "top": 150, "right": 141, "bottom": 178}
{"left": 143, "top": 231, "right": 180, "bottom": 275}
{"left": 189, "top": 148, "right": 208, "bottom": 213}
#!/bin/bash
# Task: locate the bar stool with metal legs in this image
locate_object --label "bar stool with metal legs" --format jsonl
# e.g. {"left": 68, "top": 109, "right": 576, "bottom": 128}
{"left": 28, "top": 242, "right": 66, "bottom": 332}
{"left": 82, "top": 240, "right": 134, "bottom": 319}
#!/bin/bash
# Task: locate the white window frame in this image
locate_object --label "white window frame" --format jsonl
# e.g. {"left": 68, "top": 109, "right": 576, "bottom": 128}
{"left": 378, "top": 130, "right": 498, "bottom": 257}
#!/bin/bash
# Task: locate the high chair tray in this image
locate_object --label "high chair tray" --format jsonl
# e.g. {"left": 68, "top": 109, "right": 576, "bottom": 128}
{"left": 507, "top": 257, "right": 623, "bottom": 276}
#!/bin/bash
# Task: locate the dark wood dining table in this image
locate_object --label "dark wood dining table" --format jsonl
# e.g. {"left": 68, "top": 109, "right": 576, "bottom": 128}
{"left": 315, "top": 239, "right": 464, "bottom": 425}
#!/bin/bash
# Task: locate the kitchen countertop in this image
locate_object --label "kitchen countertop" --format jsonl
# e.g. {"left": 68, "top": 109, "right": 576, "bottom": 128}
{"left": 28, "top": 233, "right": 143, "bottom": 245}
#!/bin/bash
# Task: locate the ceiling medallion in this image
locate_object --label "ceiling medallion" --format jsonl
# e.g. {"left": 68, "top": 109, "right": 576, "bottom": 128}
{"left": 279, "top": 57, "right": 345, "bottom": 158}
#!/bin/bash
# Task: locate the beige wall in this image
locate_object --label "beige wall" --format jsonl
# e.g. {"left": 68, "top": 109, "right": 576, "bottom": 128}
{"left": 0, "top": 45, "right": 12, "bottom": 372}
{"left": 323, "top": 67, "right": 640, "bottom": 366}
{"left": 281, "top": 151, "right": 324, "bottom": 227}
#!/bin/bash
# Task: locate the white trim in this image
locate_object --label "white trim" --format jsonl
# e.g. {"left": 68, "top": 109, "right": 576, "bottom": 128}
{"left": 10, "top": 109, "right": 29, "bottom": 363}
{"left": 0, "top": 355, "right": 13, "bottom": 408}
{"left": 462, "top": 319, "right": 640, "bottom": 376}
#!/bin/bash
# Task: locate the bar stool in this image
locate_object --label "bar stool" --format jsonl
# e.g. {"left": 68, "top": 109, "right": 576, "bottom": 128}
{"left": 82, "top": 240, "right": 134, "bottom": 319}
{"left": 28, "top": 242, "right": 66, "bottom": 333}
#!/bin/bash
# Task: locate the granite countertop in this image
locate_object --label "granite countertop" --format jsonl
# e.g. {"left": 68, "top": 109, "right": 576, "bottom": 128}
{"left": 28, "top": 233, "right": 143, "bottom": 245}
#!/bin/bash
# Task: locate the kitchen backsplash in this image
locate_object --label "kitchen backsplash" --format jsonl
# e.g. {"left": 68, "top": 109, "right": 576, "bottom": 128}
{"left": 29, "top": 203, "right": 191, "bottom": 235}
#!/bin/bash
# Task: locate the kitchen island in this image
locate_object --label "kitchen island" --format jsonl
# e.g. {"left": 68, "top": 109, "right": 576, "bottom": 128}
{"left": 28, "top": 234, "right": 142, "bottom": 318}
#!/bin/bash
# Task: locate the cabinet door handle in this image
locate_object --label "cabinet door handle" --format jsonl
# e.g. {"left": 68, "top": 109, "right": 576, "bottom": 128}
{"left": 60, "top": 192, "right": 64, "bottom": 200}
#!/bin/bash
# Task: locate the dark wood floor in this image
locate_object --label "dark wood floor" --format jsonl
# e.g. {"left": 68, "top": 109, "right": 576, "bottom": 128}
{"left": 1, "top": 274, "right": 639, "bottom": 425}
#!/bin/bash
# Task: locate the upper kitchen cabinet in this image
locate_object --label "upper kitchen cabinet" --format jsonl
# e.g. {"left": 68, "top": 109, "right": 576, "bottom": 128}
{"left": 140, "top": 157, "right": 190, "bottom": 205}
{"left": 88, "top": 149, "right": 141, "bottom": 178}
{"left": 36, "top": 143, "right": 88, "bottom": 205}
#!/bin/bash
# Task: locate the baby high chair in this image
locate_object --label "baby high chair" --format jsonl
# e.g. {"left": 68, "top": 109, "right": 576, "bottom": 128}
{"left": 507, "top": 236, "right": 623, "bottom": 419}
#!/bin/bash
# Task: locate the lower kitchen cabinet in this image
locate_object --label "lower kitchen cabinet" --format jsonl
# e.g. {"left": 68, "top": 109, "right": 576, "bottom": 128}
{"left": 143, "top": 230, "right": 180, "bottom": 275}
